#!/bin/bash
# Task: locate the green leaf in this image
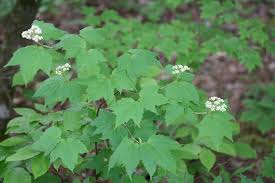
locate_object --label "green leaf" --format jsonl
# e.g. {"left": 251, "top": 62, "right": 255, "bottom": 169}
{"left": 261, "top": 157, "right": 275, "bottom": 180}
{"left": 133, "top": 119, "right": 156, "bottom": 141}
{"left": 92, "top": 110, "right": 128, "bottom": 149}
{"left": 6, "top": 46, "right": 52, "bottom": 84}
{"left": 32, "top": 126, "right": 62, "bottom": 155}
{"left": 165, "top": 81, "right": 199, "bottom": 103}
{"left": 109, "top": 138, "right": 140, "bottom": 178}
{"left": 180, "top": 144, "right": 202, "bottom": 160}
{"left": 50, "top": 138, "right": 88, "bottom": 171}
{"left": 164, "top": 103, "right": 186, "bottom": 125}
{"left": 110, "top": 98, "right": 143, "bottom": 127}
{"left": 234, "top": 142, "right": 257, "bottom": 159}
{"left": 6, "top": 146, "right": 39, "bottom": 162}
{"left": 240, "top": 175, "right": 264, "bottom": 183}
{"left": 139, "top": 143, "right": 156, "bottom": 178}
{"left": 12, "top": 71, "right": 25, "bottom": 86}
{"left": 213, "top": 175, "right": 223, "bottom": 183}
{"left": 4, "top": 167, "right": 31, "bottom": 183}
{"left": 195, "top": 112, "right": 235, "bottom": 150}
{"left": 139, "top": 84, "right": 168, "bottom": 113}
{"left": 238, "top": 48, "right": 262, "bottom": 71}
{"left": 33, "top": 173, "right": 61, "bottom": 183}
{"left": 80, "top": 149, "right": 111, "bottom": 174}
{"left": 55, "top": 34, "right": 86, "bottom": 59}
{"left": 199, "top": 148, "right": 216, "bottom": 171}
{"left": 76, "top": 49, "right": 106, "bottom": 78}
{"left": 140, "top": 135, "right": 181, "bottom": 176}
{"left": 117, "top": 50, "right": 161, "bottom": 78}
{"left": 239, "top": 19, "right": 268, "bottom": 47}
{"left": 38, "top": 135, "right": 179, "bottom": 179}
{"left": 200, "top": 0, "right": 223, "bottom": 20}
{"left": 86, "top": 76, "right": 114, "bottom": 103}
{"left": 32, "top": 154, "right": 50, "bottom": 179}
{"left": 34, "top": 77, "right": 83, "bottom": 106}
{"left": 111, "top": 69, "right": 135, "bottom": 92}
{"left": 63, "top": 109, "right": 82, "bottom": 131}
{"left": 80, "top": 26, "right": 105, "bottom": 46}
{"left": 33, "top": 20, "right": 66, "bottom": 40}
{"left": 0, "top": 136, "right": 29, "bottom": 147}
{"left": 218, "top": 140, "right": 236, "bottom": 156}
{"left": 14, "top": 108, "right": 40, "bottom": 120}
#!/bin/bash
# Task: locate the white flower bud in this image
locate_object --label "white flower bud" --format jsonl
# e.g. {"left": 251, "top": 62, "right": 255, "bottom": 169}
{"left": 172, "top": 64, "right": 191, "bottom": 75}
{"left": 55, "top": 63, "right": 71, "bottom": 76}
{"left": 21, "top": 25, "right": 43, "bottom": 42}
{"left": 205, "top": 96, "right": 227, "bottom": 112}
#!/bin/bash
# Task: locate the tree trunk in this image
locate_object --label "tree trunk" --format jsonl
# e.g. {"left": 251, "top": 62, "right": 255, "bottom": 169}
{"left": 0, "top": 0, "right": 39, "bottom": 134}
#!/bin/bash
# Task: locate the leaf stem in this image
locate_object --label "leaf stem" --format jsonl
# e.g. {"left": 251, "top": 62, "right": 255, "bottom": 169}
{"left": 123, "top": 124, "right": 139, "bottom": 143}
{"left": 37, "top": 42, "right": 53, "bottom": 49}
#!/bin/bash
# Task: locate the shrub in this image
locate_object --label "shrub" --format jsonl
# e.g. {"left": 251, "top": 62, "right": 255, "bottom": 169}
{"left": 0, "top": 21, "right": 240, "bottom": 182}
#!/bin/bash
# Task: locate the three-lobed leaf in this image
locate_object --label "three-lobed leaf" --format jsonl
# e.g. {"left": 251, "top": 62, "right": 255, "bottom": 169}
{"left": 6, "top": 46, "right": 52, "bottom": 84}
{"left": 110, "top": 98, "right": 143, "bottom": 127}
{"left": 50, "top": 138, "right": 88, "bottom": 171}
{"left": 32, "top": 126, "right": 62, "bottom": 155}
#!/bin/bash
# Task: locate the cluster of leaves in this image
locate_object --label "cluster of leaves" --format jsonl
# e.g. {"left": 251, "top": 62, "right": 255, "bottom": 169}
{"left": 81, "top": 0, "right": 274, "bottom": 71}
{"left": 240, "top": 82, "right": 275, "bottom": 134}
{"left": 0, "top": 19, "right": 251, "bottom": 182}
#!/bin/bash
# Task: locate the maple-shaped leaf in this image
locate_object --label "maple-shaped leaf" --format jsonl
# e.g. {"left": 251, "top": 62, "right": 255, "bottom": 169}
{"left": 6, "top": 46, "right": 52, "bottom": 84}
{"left": 117, "top": 49, "right": 161, "bottom": 78}
{"left": 110, "top": 98, "right": 143, "bottom": 127}
{"left": 63, "top": 108, "right": 82, "bottom": 131}
{"left": 139, "top": 84, "right": 168, "bottom": 113}
{"left": 32, "top": 126, "right": 61, "bottom": 155}
{"left": 238, "top": 48, "right": 262, "bottom": 71}
{"left": 140, "top": 135, "right": 181, "bottom": 177}
{"left": 109, "top": 135, "right": 181, "bottom": 179}
{"left": 200, "top": 0, "right": 223, "bottom": 20}
{"left": 79, "top": 26, "right": 105, "bottom": 46}
{"left": 239, "top": 19, "right": 268, "bottom": 47}
{"left": 76, "top": 49, "right": 104, "bottom": 78}
{"left": 33, "top": 77, "right": 83, "bottom": 106}
{"left": 164, "top": 103, "right": 186, "bottom": 125}
{"left": 92, "top": 110, "right": 128, "bottom": 149}
{"left": 55, "top": 34, "right": 86, "bottom": 59}
{"left": 80, "top": 149, "right": 111, "bottom": 175}
{"left": 195, "top": 112, "right": 236, "bottom": 150}
{"left": 165, "top": 81, "right": 199, "bottom": 103}
{"left": 111, "top": 69, "right": 135, "bottom": 93}
{"left": 85, "top": 75, "right": 114, "bottom": 103}
{"left": 50, "top": 138, "right": 88, "bottom": 171}
{"left": 109, "top": 138, "right": 140, "bottom": 178}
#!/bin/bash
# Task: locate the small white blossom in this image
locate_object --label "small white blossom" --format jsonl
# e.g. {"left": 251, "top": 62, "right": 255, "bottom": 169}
{"left": 21, "top": 25, "right": 43, "bottom": 42}
{"left": 205, "top": 96, "right": 227, "bottom": 112}
{"left": 55, "top": 63, "right": 71, "bottom": 76}
{"left": 172, "top": 64, "right": 191, "bottom": 75}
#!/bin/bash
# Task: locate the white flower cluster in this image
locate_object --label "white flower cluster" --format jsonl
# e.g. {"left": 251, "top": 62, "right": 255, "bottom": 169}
{"left": 21, "top": 25, "right": 43, "bottom": 42}
{"left": 55, "top": 63, "right": 71, "bottom": 76}
{"left": 205, "top": 96, "right": 227, "bottom": 112}
{"left": 172, "top": 65, "right": 191, "bottom": 74}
